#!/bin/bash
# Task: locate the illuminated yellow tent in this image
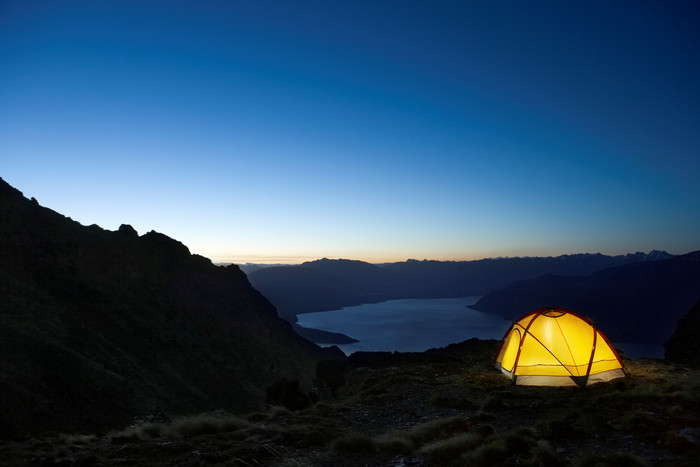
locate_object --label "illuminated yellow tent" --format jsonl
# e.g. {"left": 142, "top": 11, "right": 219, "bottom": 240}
{"left": 495, "top": 307, "right": 626, "bottom": 387}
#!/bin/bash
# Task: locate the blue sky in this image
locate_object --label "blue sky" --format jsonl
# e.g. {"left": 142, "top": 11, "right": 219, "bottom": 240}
{"left": 2, "top": 1, "right": 699, "bottom": 263}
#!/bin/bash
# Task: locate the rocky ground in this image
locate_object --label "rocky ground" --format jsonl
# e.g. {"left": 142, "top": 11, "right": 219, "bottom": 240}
{"left": 1, "top": 339, "right": 699, "bottom": 466}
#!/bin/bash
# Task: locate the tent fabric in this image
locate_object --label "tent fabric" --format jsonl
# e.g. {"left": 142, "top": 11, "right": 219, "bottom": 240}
{"left": 495, "top": 307, "right": 626, "bottom": 387}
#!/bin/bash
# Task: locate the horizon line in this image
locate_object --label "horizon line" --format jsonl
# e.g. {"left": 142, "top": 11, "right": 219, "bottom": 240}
{"left": 209, "top": 249, "right": 678, "bottom": 266}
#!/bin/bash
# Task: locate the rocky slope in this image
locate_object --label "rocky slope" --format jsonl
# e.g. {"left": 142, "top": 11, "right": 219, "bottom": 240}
{"left": 0, "top": 178, "right": 326, "bottom": 439}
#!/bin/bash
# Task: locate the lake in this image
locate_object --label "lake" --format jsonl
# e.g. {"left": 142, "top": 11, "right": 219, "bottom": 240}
{"left": 296, "top": 297, "right": 511, "bottom": 355}
{"left": 296, "top": 297, "right": 665, "bottom": 359}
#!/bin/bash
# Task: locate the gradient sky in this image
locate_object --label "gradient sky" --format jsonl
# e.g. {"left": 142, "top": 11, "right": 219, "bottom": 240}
{"left": 2, "top": 1, "right": 699, "bottom": 263}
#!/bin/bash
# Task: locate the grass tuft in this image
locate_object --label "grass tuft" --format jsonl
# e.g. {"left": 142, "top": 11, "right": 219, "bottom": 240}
{"left": 459, "top": 428, "right": 564, "bottom": 467}
{"left": 527, "top": 439, "right": 564, "bottom": 467}
{"left": 537, "top": 408, "right": 602, "bottom": 441}
{"left": 503, "top": 426, "right": 537, "bottom": 451}
{"left": 408, "top": 415, "right": 471, "bottom": 445}
{"left": 268, "top": 405, "right": 293, "bottom": 418}
{"left": 372, "top": 432, "right": 415, "bottom": 454}
{"left": 279, "top": 424, "right": 337, "bottom": 448}
{"left": 331, "top": 432, "right": 375, "bottom": 454}
{"left": 418, "top": 433, "right": 481, "bottom": 464}
{"left": 462, "top": 437, "right": 510, "bottom": 466}
{"left": 140, "top": 422, "right": 168, "bottom": 439}
{"left": 170, "top": 412, "right": 250, "bottom": 438}
{"left": 480, "top": 394, "right": 507, "bottom": 412}
{"left": 107, "top": 412, "right": 250, "bottom": 441}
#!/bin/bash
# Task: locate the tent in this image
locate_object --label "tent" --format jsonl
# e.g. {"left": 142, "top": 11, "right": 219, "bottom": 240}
{"left": 495, "top": 307, "right": 627, "bottom": 387}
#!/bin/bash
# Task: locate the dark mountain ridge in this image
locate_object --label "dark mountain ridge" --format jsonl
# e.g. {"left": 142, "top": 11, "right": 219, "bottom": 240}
{"left": 0, "top": 178, "right": 326, "bottom": 439}
{"left": 471, "top": 251, "right": 700, "bottom": 344}
{"left": 666, "top": 299, "right": 700, "bottom": 367}
{"left": 247, "top": 252, "right": 674, "bottom": 321}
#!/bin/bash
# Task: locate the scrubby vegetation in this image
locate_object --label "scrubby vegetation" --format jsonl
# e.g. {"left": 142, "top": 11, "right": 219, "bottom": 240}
{"left": 107, "top": 411, "right": 252, "bottom": 441}
{"left": 1, "top": 339, "right": 699, "bottom": 466}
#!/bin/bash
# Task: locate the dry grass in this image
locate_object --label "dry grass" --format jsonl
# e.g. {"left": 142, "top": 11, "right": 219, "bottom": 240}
{"left": 107, "top": 411, "right": 251, "bottom": 441}
{"left": 372, "top": 432, "right": 415, "bottom": 454}
{"left": 406, "top": 415, "right": 471, "bottom": 445}
{"left": 418, "top": 432, "right": 481, "bottom": 464}
{"left": 3, "top": 340, "right": 699, "bottom": 466}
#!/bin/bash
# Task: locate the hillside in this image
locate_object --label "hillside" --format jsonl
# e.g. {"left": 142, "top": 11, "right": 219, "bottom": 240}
{"left": 0, "top": 178, "right": 326, "bottom": 439}
{"left": 665, "top": 299, "right": 700, "bottom": 368}
{"left": 1, "top": 340, "right": 698, "bottom": 466}
{"left": 471, "top": 253, "right": 700, "bottom": 344}
{"left": 248, "top": 254, "right": 673, "bottom": 321}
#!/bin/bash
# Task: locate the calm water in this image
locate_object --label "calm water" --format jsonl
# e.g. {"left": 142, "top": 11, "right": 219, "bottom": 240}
{"left": 296, "top": 297, "right": 511, "bottom": 355}
{"left": 296, "top": 297, "right": 665, "bottom": 359}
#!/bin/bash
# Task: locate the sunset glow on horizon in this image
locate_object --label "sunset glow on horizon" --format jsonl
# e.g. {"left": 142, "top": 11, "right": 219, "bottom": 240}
{"left": 2, "top": 1, "right": 699, "bottom": 264}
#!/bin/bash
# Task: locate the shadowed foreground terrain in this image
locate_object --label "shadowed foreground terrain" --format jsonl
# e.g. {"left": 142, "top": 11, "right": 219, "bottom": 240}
{"left": 2, "top": 339, "right": 698, "bottom": 466}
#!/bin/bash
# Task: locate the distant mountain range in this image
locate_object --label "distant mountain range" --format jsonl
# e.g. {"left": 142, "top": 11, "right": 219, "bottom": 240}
{"left": 471, "top": 251, "right": 700, "bottom": 344}
{"left": 246, "top": 251, "right": 700, "bottom": 347}
{"left": 246, "top": 252, "right": 676, "bottom": 322}
{"left": 0, "top": 178, "right": 327, "bottom": 438}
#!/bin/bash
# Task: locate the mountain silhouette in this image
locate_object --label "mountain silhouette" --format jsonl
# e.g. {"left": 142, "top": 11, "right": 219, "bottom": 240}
{"left": 470, "top": 252, "right": 700, "bottom": 344}
{"left": 0, "top": 178, "right": 326, "bottom": 438}
{"left": 666, "top": 299, "right": 700, "bottom": 367}
{"left": 248, "top": 253, "right": 674, "bottom": 322}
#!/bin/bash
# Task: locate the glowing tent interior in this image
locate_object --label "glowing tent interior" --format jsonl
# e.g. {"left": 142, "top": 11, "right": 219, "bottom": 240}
{"left": 495, "top": 307, "right": 627, "bottom": 387}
